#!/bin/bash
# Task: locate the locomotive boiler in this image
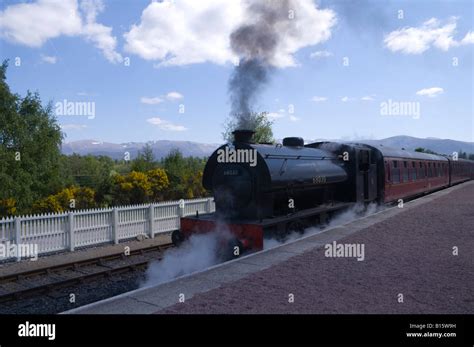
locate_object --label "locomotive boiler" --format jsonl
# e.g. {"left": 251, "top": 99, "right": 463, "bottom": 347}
{"left": 203, "top": 130, "right": 348, "bottom": 220}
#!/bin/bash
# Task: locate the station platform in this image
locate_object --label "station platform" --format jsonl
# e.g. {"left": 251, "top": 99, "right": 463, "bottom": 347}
{"left": 65, "top": 181, "right": 474, "bottom": 314}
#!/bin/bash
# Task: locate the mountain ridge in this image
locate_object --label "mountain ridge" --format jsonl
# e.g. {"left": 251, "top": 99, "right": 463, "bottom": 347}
{"left": 61, "top": 136, "right": 474, "bottom": 159}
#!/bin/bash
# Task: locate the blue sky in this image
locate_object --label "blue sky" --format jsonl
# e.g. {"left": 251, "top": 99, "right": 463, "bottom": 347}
{"left": 0, "top": 0, "right": 472, "bottom": 144}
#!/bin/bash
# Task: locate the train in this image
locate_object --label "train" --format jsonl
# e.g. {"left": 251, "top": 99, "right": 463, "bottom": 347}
{"left": 172, "top": 130, "right": 474, "bottom": 256}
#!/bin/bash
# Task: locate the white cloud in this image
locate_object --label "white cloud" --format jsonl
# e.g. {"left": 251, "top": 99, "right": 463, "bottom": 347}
{"left": 40, "top": 54, "right": 57, "bottom": 64}
{"left": 141, "top": 92, "right": 183, "bottom": 104}
{"left": 341, "top": 96, "right": 355, "bottom": 102}
{"left": 141, "top": 97, "right": 163, "bottom": 105}
{"left": 267, "top": 112, "right": 285, "bottom": 120}
{"left": 266, "top": 111, "right": 300, "bottom": 122}
{"left": 311, "top": 96, "right": 327, "bottom": 102}
{"left": 416, "top": 87, "right": 444, "bottom": 98}
{"left": 124, "top": 0, "right": 336, "bottom": 67}
{"left": 166, "top": 92, "right": 184, "bottom": 101}
{"left": 77, "top": 91, "right": 93, "bottom": 96}
{"left": 310, "top": 50, "right": 332, "bottom": 58}
{"left": 82, "top": 23, "right": 122, "bottom": 63}
{"left": 60, "top": 124, "right": 87, "bottom": 130}
{"left": 0, "top": 0, "right": 82, "bottom": 47}
{"left": 384, "top": 17, "right": 473, "bottom": 54}
{"left": 361, "top": 96, "right": 375, "bottom": 101}
{"left": 147, "top": 117, "right": 187, "bottom": 131}
{"left": 461, "top": 31, "right": 474, "bottom": 44}
{"left": 0, "top": 0, "right": 122, "bottom": 63}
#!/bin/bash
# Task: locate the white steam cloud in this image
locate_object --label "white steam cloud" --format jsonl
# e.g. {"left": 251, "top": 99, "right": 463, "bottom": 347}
{"left": 142, "top": 232, "right": 220, "bottom": 287}
{"left": 142, "top": 203, "right": 383, "bottom": 287}
{"left": 264, "top": 203, "right": 382, "bottom": 249}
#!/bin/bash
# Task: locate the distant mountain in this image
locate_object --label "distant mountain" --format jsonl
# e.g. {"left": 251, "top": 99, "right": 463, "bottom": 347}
{"left": 61, "top": 135, "right": 474, "bottom": 159}
{"left": 61, "top": 139, "right": 219, "bottom": 160}
{"left": 357, "top": 136, "right": 474, "bottom": 155}
{"left": 302, "top": 135, "right": 473, "bottom": 155}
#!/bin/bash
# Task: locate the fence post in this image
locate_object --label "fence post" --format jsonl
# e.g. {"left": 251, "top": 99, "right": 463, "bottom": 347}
{"left": 112, "top": 208, "right": 119, "bottom": 244}
{"left": 68, "top": 212, "right": 75, "bottom": 251}
{"left": 14, "top": 217, "right": 21, "bottom": 262}
{"left": 206, "top": 198, "right": 212, "bottom": 213}
{"left": 178, "top": 199, "right": 185, "bottom": 232}
{"left": 149, "top": 204, "right": 155, "bottom": 238}
{"left": 178, "top": 199, "right": 185, "bottom": 217}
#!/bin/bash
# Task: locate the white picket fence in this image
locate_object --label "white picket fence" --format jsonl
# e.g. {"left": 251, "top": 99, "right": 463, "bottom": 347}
{"left": 0, "top": 197, "right": 215, "bottom": 261}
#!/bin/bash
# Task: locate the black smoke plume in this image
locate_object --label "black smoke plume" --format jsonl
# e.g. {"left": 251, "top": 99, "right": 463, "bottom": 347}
{"left": 228, "top": 0, "right": 293, "bottom": 130}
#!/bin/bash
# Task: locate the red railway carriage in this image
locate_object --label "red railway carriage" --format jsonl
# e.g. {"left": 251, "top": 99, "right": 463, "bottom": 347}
{"left": 379, "top": 148, "right": 450, "bottom": 203}
{"left": 450, "top": 158, "right": 473, "bottom": 185}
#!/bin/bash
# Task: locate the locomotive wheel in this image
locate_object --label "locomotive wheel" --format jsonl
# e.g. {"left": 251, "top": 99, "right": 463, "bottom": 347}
{"left": 171, "top": 230, "right": 184, "bottom": 247}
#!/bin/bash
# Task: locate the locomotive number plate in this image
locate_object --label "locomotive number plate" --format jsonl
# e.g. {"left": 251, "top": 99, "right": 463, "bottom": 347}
{"left": 312, "top": 176, "right": 327, "bottom": 184}
{"left": 223, "top": 169, "right": 239, "bottom": 176}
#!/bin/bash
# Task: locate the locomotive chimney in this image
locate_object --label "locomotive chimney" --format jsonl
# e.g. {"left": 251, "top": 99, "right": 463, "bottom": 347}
{"left": 232, "top": 129, "right": 255, "bottom": 144}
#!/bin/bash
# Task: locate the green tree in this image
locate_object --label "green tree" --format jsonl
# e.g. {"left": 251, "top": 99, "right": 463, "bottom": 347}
{"left": 161, "top": 149, "right": 187, "bottom": 198}
{"left": 131, "top": 143, "right": 156, "bottom": 172}
{"left": 0, "top": 61, "right": 63, "bottom": 216}
{"left": 59, "top": 154, "right": 114, "bottom": 205}
{"left": 222, "top": 112, "right": 274, "bottom": 143}
{"left": 414, "top": 147, "right": 438, "bottom": 155}
{"left": 458, "top": 150, "right": 467, "bottom": 159}
{"left": 160, "top": 149, "right": 208, "bottom": 200}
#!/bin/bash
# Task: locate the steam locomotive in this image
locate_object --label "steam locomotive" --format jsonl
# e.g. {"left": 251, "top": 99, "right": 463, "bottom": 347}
{"left": 173, "top": 130, "right": 474, "bottom": 255}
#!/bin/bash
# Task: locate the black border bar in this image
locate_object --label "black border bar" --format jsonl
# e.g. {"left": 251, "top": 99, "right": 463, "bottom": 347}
{"left": 0, "top": 314, "right": 472, "bottom": 345}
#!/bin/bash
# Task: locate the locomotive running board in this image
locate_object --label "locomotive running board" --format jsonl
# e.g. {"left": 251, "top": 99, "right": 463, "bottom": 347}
{"left": 254, "top": 202, "right": 355, "bottom": 228}
{"left": 182, "top": 202, "right": 354, "bottom": 228}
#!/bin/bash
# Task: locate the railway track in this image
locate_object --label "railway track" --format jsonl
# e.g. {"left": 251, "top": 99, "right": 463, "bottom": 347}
{"left": 0, "top": 243, "right": 174, "bottom": 303}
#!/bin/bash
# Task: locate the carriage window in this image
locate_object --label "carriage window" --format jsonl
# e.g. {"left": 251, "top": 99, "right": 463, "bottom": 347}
{"left": 411, "top": 162, "right": 417, "bottom": 181}
{"left": 392, "top": 161, "right": 400, "bottom": 183}
{"left": 403, "top": 161, "right": 409, "bottom": 182}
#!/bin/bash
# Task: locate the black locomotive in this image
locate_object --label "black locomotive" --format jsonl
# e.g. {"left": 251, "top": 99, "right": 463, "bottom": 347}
{"left": 177, "top": 129, "right": 473, "bottom": 252}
